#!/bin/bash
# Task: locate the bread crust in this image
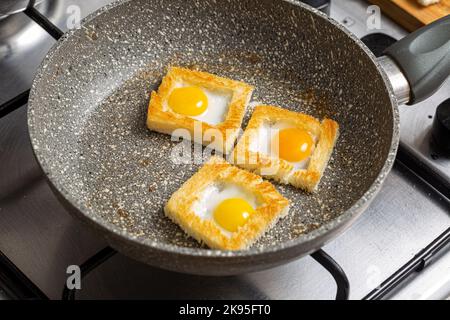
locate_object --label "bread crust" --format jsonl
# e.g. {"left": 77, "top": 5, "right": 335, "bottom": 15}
{"left": 164, "top": 156, "right": 290, "bottom": 250}
{"left": 147, "top": 67, "right": 254, "bottom": 154}
{"left": 232, "top": 105, "right": 339, "bottom": 192}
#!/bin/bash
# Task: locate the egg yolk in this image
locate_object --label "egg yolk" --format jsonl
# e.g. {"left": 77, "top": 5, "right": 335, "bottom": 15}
{"left": 168, "top": 86, "right": 208, "bottom": 116}
{"left": 273, "top": 128, "right": 314, "bottom": 162}
{"left": 213, "top": 198, "right": 254, "bottom": 232}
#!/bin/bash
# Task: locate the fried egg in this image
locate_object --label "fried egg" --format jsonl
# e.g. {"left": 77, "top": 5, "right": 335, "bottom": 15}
{"left": 249, "top": 122, "right": 317, "bottom": 170}
{"left": 167, "top": 82, "right": 232, "bottom": 125}
{"left": 191, "top": 183, "right": 258, "bottom": 235}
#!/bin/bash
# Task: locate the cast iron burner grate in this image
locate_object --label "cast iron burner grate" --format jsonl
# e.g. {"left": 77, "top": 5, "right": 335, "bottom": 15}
{"left": 0, "top": 5, "right": 448, "bottom": 301}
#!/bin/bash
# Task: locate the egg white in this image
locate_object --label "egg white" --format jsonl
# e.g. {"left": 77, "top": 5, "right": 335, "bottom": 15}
{"left": 249, "top": 121, "right": 317, "bottom": 170}
{"left": 191, "top": 183, "right": 258, "bottom": 236}
{"left": 168, "top": 82, "right": 232, "bottom": 125}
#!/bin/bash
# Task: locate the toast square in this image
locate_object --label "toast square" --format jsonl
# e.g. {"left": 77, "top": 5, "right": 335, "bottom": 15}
{"left": 147, "top": 67, "right": 254, "bottom": 154}
{"left": 232, "top": 105, "right": 339, "bottom": 192}
{"left": 164, "top": 156, "right": 290, "bottom": 250}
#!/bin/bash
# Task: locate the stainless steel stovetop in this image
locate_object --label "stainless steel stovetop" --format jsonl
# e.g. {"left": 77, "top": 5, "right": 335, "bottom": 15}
{"left": 0, "top": 0, "right": 449, "bottom": 300}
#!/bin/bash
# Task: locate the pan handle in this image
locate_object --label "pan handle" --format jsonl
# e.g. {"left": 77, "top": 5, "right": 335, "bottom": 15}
{"left": 380, "top": 14, "right": 450, "bottom": 105}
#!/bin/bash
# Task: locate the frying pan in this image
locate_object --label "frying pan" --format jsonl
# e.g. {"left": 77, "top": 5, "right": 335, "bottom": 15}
{"left": 27, "top": 0, "right": 450, "bottom": 275}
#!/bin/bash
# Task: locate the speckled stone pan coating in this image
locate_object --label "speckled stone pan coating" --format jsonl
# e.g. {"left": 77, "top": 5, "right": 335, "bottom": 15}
{"left": 27, "top": 0, "right": 399, "bottom": 275}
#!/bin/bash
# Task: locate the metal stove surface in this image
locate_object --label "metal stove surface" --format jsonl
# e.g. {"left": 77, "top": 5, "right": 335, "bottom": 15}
{"left": 0, "top": 0, "right": 449, "bottom": 300}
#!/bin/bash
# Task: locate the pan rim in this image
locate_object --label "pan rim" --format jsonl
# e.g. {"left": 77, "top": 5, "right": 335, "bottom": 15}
{"left": 27, "top": 0, "right": 400, "bottom": 259}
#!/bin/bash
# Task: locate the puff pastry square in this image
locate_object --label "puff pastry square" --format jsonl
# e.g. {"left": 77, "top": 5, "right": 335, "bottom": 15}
{"left": 147, "top": 67, "right": 254, "bottom": 154}
{"left": 232, "top": 105, "right": 339, "bottom": 192}
{"left": 164, "top": 156, "right": 290, "bottom": 250}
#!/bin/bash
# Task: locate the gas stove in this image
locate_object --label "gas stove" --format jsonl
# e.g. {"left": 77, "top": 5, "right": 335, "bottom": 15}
{"left": 0, "top": 0, "right": 449, "bottom": 300}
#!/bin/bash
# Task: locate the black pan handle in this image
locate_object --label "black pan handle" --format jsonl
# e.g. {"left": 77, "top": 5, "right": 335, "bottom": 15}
{"left": 383, "top": 14, "right": 450, "bottom": 105}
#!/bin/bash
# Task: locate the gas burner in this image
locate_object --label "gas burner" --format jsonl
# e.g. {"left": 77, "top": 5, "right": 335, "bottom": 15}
{"left": 0, "top": 1, "right": 65, "bottom": 106}
{"left": 431, "top": 98, "right": 450, "bottom": 157}
{"left": 360, "top": 33, "right": 397, "bottom": 57}
{"left": 0, "top": 1, "right": 45, "bottom": 20}
{"left": 300, "top": 0, "right": 330, "bottom": 14}
{"left": 0, "top": 1, "right": 61, "bottom": 44}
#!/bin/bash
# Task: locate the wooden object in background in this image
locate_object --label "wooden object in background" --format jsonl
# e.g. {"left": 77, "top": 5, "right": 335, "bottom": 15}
{"left": 368, "top": 0, "right": 450, "bottom": 31}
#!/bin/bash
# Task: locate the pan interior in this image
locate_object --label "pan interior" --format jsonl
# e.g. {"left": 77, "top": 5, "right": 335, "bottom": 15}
{"left": 29, "top": 0, "right": 394, "bottom": 251}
